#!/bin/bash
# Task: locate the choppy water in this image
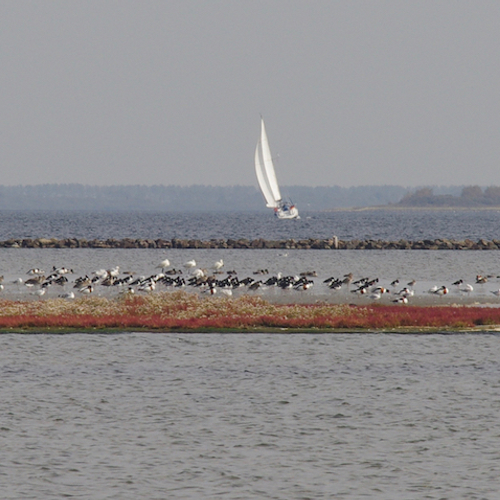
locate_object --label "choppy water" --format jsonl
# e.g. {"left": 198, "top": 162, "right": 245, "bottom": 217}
{"left": 1, "top": 333, "right": 500, "bottom": 499}
{"left": 1, "top": 208, "right": 500, "bottom": 241}
{"left": 2, "top": 210, "right": 500, "bottom": 499}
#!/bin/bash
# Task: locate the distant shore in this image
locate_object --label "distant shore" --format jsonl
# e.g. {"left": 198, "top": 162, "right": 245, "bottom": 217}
{"left": 331, "top": 205, "right": 500, "bottom": 212}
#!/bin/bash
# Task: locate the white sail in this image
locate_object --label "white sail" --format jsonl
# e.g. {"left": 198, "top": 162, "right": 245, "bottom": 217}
{"left": 255, "top": 144, "right": 277, "bottom": 208}
{"left": 259, "top": 119, "right": 282, "bottom": 203}
{"left": 254, "top": 118, "right": 300, "bottom": 219}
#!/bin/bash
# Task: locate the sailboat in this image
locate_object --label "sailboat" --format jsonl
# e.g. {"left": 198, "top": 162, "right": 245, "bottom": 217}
{"left": 255, "top": 118, "right": 299, "bottom": 219}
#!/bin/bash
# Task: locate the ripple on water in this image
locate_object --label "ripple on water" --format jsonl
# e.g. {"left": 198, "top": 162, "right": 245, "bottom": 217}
{"left": 1, "top": 333, "right": 500, "bottom": 499}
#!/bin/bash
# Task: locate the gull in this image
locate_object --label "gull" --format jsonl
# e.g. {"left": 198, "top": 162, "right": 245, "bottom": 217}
{"left": 191, "top": 268, "right": 207, "bottom": 279}
{"left": 491, "top": 289, "right": 500, "bottom": 297}
{"left": 212, "top": 259, "right": 224, "bottom": 271}
{"left": 33, "top": 288, "right": 46, "bottom": 298}
{"left": 157, "top": 258, "right": 171, "bottom": 271}
{"left": 459, "top": 284, "right": 474, "bottom": 294}
{"left": 93, "top": 269, "right": 108, "bottom": 279}
{"left": 108, "top": 266, "right": 120, "bottom": 278}
{"left": 58, "top": 291, "right": 75, "bottom": 299}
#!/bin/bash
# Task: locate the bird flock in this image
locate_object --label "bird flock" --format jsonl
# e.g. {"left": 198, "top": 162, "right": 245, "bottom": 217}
{"left": 1, "top": 258, "right": 500, "bottom": 304}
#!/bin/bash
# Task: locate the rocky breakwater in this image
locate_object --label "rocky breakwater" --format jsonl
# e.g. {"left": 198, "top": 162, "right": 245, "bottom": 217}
{"left": 0, "top": 237, "right": 499, "bottom": 250}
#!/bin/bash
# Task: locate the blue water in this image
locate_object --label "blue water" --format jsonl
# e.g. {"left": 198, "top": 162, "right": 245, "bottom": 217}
{"left": 0, "top": 209, "right": 499, "bottom": 241}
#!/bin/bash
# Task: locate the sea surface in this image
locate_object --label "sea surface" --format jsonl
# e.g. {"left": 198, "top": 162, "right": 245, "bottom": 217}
{"left": 0, "top": 209, "right": 500, "bottom": 303}
{"left": 2, "top": 210, "right": 500, "bottom": 499}
{"left": 1, "top": 333, "right": 500, "bottom": 499}
{"left": 0, "top": 208, "right": 499, "bottom": 241}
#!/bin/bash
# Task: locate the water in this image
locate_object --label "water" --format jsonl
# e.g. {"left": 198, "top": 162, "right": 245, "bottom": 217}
{"left": 2, "top": 210, "right": 500, "bottom": 498}
{"left": 0, "top": 247, "right": 499, "bottom": 304}
{"left": 0, "top": 209, "right": 499, "bottom": 303}
{"left": 0, "top": 208, "right": 499, "bottom": 241}
{"left": 1, "top": 333, "right": 500, "bottom": 499}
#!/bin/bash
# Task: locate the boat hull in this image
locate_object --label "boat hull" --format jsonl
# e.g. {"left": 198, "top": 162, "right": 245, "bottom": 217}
{"left": 275, "top": 206, "right": 300, "bottom": 219}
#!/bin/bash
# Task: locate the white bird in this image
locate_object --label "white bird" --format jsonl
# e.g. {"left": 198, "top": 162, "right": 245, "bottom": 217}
{"left": 459, "top": 284, "right": 474, "bottom": 294}
{"left": 33, "top": 288, "right": 46, "bottom": 298}
{"left": 109, "top": 266, "right": 120, "bottom": 278}
{"left": 93, "top": 269, "right": 108, "bottom": 279}
{"left": 157, "top": 258, "right": 171, "bottom": 270}
{"left": 184, "top": 259, "right": 197, "bottom": 268}
{"left": 220, "top": 289, "right": 233, "bottom": 297}
{"left": 212, "top": 259, "right": 224, "bottom": 271}
{"left": 491, "top": 289, "right": 500, "bottom": 297}
{"left": 191, "top": 268, "right": 207, "bottom": 279}
{"left": 58, "top": 291, "right": 75, "bottom": 299}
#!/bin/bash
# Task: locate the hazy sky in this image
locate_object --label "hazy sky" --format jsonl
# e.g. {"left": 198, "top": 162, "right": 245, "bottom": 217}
{"left": 1, "top": 1, "right": 499, "bottom": 187}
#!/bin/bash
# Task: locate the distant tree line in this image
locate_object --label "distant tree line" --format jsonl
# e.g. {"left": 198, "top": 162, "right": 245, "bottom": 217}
{"left": 397, "top": 186, "right": 500, "bottom": 207}
{"left": 0, "top": 184, "right": 409, "bottom": 211}
{"left": 0, "top": 183, "right": 491, "bottom": 211}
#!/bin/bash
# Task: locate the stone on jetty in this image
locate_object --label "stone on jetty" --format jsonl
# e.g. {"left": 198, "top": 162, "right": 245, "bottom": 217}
{"left": 0, "top": 237, "right": 499, "bottom": 250}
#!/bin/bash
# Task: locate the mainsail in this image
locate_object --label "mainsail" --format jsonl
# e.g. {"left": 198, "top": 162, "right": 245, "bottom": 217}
{"left": 255, "top": 119, "right": 282, "bottom": 208}
{"left": 254, "top": 118, "right": 299, "bottom": 219}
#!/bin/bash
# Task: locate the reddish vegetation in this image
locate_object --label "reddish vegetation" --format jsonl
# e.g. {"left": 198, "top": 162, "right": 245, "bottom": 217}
{"left": 0, "top": 292, "right": 498, "bottom": 331}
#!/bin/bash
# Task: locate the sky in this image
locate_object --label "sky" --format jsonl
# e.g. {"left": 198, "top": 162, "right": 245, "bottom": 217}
{"left": 0, "top": 1, "right": 499, "bottom": 188}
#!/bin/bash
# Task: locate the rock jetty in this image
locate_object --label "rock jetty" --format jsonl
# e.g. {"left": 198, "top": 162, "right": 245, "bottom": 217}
{"left": 0, "top": 237, "right": 499, "bottom": 250}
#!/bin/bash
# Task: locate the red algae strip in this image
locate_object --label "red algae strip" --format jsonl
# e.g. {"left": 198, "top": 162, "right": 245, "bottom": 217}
{"left": 0, "top": 291, "right": 499, "bottom": 331}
